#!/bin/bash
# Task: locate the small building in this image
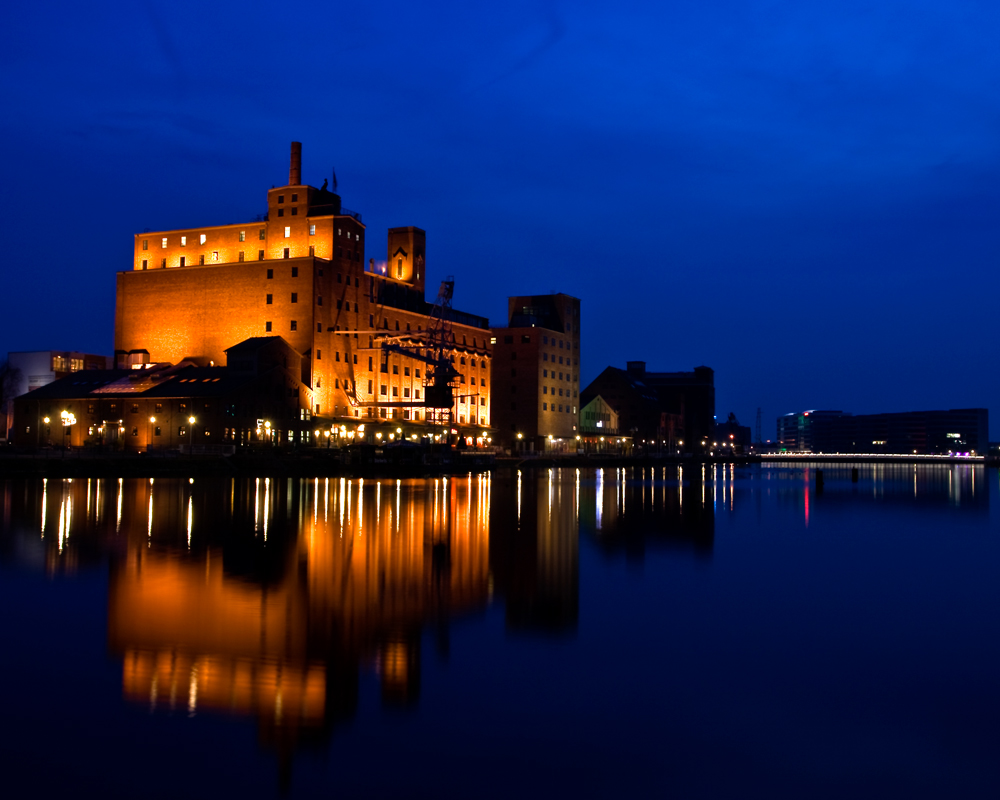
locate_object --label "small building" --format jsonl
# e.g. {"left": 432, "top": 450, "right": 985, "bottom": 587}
{"left": 490, "top": 294, "right": 581, "bottom": 453}
{"left": 4, "top": 350, "right": 112, "bottom": 439}
{"left": 12, "top": 337, "right": 313, "bottom": 451}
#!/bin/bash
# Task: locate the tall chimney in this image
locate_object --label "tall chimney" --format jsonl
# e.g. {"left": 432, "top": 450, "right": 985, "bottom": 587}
{"left": 289, "top": 141, "right": 302, "bottom": 185}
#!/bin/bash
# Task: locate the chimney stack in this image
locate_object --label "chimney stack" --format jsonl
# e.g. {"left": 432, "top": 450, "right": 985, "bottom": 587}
{"left": 289, "top": 141, "right": 302, "bottom": 185}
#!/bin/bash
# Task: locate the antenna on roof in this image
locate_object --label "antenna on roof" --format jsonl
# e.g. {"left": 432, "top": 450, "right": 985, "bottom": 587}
{"left": 332, "top": 167, "right": 338, "bottom": 193}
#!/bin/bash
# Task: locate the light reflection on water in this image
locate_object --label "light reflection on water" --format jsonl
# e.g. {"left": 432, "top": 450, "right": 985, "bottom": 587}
{"left": 0, "top": 464, "right": 997, "bottom": 797}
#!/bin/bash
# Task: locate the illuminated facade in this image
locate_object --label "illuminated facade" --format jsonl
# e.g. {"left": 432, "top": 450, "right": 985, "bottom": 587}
{"left": 116, "top": 143, "right": 491, "bottom": 435}
{"left": 490, "top": 294, "right": 581, "bottom": 452}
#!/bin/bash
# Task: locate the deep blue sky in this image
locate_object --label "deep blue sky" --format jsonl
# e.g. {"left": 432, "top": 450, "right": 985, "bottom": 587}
{"left": 2, "top": 1, "right": 998, "bottom": 438}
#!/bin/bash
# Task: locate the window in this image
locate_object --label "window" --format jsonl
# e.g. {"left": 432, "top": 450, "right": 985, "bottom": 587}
{"left": 154, "top": 427, "right": 161, "bottom": 437}
{"left": 132, "top": 428, "right": 138, "bottom": 437}
{"left": 521, "top": 335, "right": 530, "bottom": 343}
{"left": 290, "top": 320, "right": 297, "bottom": 331}
{"left": 291, "top": 293, "right": 297, "bottom": 303}
{"left": 130, "top": 403, "right": 139, "bottom": 414}
{"left": 284, "top": 227, "right": 291, "bottom": 238}
{"left": 239, "top": 231, "right": 246, "bottom": 242}
{"left": 259, "top": 250, "right": 265, "bottom": 260}
{"left": 259, "top": 229, "right": 265, "bottom": 240}
{"left": 162, "top": 237, "right": 167, "bottom": 248}
{"left": 200, "top": 234, "right": 207, "bottom": 245}
{"left": 266, "top": 294, "right": 273, "bottom": 304}
{"left": 369, "top": 314, "right": 374, "bottom": 327}
{"left": 335, "top": 352, "right": 340, "bottom": 361}
{"left": 238, "top": 251, "right": 244, "bottom": 262}
{"left": 278, "top": 195, "right": 284, "bottom": 203}
{"left": 316, "top": 350, "right": 321, "bottom": 360}
{"left": 278, "top": 208, "right": 285, "bottom": 217}
{"left": 291, "top": 193, "right": 298, "bottom": 202}
{"left": 504, "top": 335, "right": 513, "bottom": 344}
{"left": 266, "top": 321, "right": 272, "bottom": 332}
{"left": 317, "top": 323, "right": 322, "bottom": 332}
{"left": 179, "top": 256, "right": 186, "bottom": 267}
{"left": 141, "top": 259, "right": 148, "bottom": 269}
{"left": 267, "top": 268, "right": 273, "bottom": 279}
{"left": 309, "top": 245, "right": 314, "bottom": 256}
{"left": 291, "top": 266, "right": 298, "bottom": 277}
{"left": 392, "top": 387, "right": 398, "bottom": 397}
{"left": 404, "top": 367, "right": 410, "bottom": 376}
{"left": 392, "top": 364, "right": 398, "bottom": 374}
{"left": 543, "top": 369, "right": 548, "bottom": 377}
{"left": 142, "top": 239, "right": 148, "bottom": 250}
{"left": 415, "top": 369, "right": 421, "bottom": 378}
{"left": 180, "top": 236, "right": 187, "bottom": 247}
{"left": 291, "top": 207, "right": 298, "bottom": 216}
{"left": 415, "top": 389, "right": 421, "bottom": 399}
{"left": 403, "top": 388, "right": 410, "bottom": 398}
{"left": 283, "top": 248, "right": 290, "bottom": 259}
{"left": 161, "top": 258, "right": 166, "bottom": 268}
{"left": 380, "top": 385, "right": 387, "bottom": 396}
{"left": 309, "top": 224, "right": 315, "bottom": 235}
{"left": 543, "top": 336, "right": 548, "bottom": 345}
{"left": 368, "top": 380, "right": 373, "bottom": 393}
{"left": 543, "top": 387, "right": 547, "bottom": 395}
{"left": 543, "top": 403, "right": 548, "bottom": 411}
{"left": 368, "top": 357, "right": 373, "bottom": 370}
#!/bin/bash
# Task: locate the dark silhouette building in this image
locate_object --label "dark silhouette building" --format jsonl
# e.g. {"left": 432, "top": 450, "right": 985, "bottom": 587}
{"left": 580, "top": 362, "right": 715, "bottom": 453}
{"left": 776, "top": 408, "right": 989, "bottom": 455}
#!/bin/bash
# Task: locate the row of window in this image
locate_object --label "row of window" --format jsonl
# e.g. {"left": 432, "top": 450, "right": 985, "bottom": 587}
{"left": 140, "top": 246, "right": 320, "bottom": 269}
{"left": 542, "top": 386, "right": 577, "bottom": 398}
{"left": 542, "top": 369, "right": 575, "bottom": 382}
{"left": 141, "top": 224, "right": 322, "bottom": 251}
{"left": 542, "top": 403, "right": 576, "bottom": 413}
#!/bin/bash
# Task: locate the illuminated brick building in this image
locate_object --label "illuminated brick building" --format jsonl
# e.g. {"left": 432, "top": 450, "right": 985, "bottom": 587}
{"left": 490, "top": 294, "right": 581, "bottom": 452}
{"left": 115, "top": 143, "right": 491, "bottom": 436}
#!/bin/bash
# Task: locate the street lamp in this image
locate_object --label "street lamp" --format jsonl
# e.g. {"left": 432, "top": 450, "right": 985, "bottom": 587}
{"left": 149, "top": 416, "right": 156, "bottom": 452}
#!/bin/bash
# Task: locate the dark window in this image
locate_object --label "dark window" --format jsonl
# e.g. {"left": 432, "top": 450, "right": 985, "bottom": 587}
{"left": 317, "top": 350, "right": 321, "bottom": 360}
{"left": 266, "top": 294, "right": 273, "bottom": 304}
{"left": 291, "top": 293, "right": 297, "bottom": 303}
{"left": 238, "top": 251, "right": 244, "bottom": 262}
{"left": 290, "top": 320, "right": 297, "bottom": 331}
{"left": 291, "top": 193, "right": 298, "bottom": 202}
{"left": 504, "top": 335, "right": 513, "bottom": 344}
{"left": 317, "top": 296, "right": 322, "bottom": 306}
{"left": 199, "top": 255, "right": 204, "bottom": 265}
{"left": 154, "top": 427, "right": 161, "bottom": 437}
{"left": 258, "top": 250, "right": 265, "bottom": 260}
{"left": 368, "top": 380, "right": 373, "bottom": 393}
{"left": 392, "top": 365, "right": 398, "bottom": 374}
{"left": 291, "top": 266, "right": 298, "bottom": 277}
{"left": 309, "top": 245, "right": 314, "bottom": 256}
{"left": 521, "top": 335, "right": 530, "bottom": 343}
{"left": 259, "top": 229, "right": 265, "bottom": 240}
{"left": 161, "top": 258, "right": 166, "bottom": 268}
{"left": 380, "top": 385, "right": 387, "bottom": 396}
{"left": 317, "top": 323, "right": 322, "bottom": 332}
{"left": 267, "top": 268, "right": 273, "bottom": 278}
{"left": 266, "top": 321, "right": 272, "bottom": 332}
{"left": 278, "top": 208, "right": 284, "bottom": 217}
{"left": 291, "top": 207, "right": 298, "bottom": 216}
{"left": 141, "top": 260, "right": 148, "bottom": 269}
{"left": 283, "top": 248, "right": 290, "bottom": 259}
{"left": 278, "top": 195, "right": 284, "bottom": 203}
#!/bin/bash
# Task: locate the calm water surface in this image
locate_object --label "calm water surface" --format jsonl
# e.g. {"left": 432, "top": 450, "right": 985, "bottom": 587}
{"left": 1, "top": 465, "right": 997, "bottom": 798}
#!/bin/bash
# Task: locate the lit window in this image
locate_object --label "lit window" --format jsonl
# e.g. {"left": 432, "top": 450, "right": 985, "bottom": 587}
{"left": 212, "top": 251, "right": 218, "bottom": 261}
{"left": 309, "top": 224, "right": 316, "bottom": 235}
{"left": 259, "top": 229, "right": 265, "bottom": 240}
{"left": 200, "top": 234, "right": 207, "bottom": 245}
{"left": 142, "top": 239, "right": 148, "bottom": 250}
{"left": 284, "top": 227, "right": 291, "bottom": 238}
{"left": 239, "top": 231, "right": 245, "bottom": 242}
{"left": 161, "top": 238, "right": 167, "bottom": 248}
{"left": 180, "top": 236, "right": 187, "bottom": 246}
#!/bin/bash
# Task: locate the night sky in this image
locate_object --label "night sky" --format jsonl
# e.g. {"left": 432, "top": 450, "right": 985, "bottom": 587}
{"left": 2, "top": 1, "right": 998, "bottom": 438}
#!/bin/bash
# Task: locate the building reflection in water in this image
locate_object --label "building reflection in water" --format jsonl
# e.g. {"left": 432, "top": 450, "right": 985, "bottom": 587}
{"left": 2, "top": 474, "right": 492, "bottom": 774}
{"left": 578, "top": 466, "right": 715, "bottom": 560}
